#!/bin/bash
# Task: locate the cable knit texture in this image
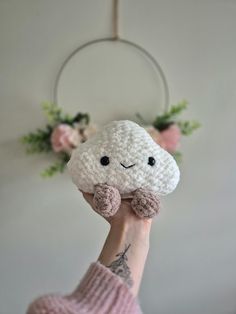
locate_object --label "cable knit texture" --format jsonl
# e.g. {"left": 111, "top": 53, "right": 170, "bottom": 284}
{"left": 67, "top": 120, "right": 180, "bottom": 218}
{"left": 26, "top": 261, "right": 142, "bottom": 314}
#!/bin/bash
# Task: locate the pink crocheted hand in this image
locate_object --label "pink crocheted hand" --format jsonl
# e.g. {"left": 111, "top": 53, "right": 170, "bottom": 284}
{"left": 83, "top": 183, "right": 160, "bottom": 222}
{"left": 93, "top": 184, "right": 121, "bottom": 217}
{"left": 131, "top": 188, "right": 160, "bottom": 219}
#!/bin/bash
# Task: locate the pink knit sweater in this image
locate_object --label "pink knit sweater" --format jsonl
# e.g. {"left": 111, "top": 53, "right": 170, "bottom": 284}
{"left": 27, "top": 261, "right": 142, "bottom": 314}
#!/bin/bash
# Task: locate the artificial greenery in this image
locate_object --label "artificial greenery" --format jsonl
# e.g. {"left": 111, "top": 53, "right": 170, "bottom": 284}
{"left": 21, "top": 102, "right": 90, "bottom": 177}
{"left": 177, "top": 120, "right": 201, "bottom": 135}
{"left": 21, "top": 126, "right": 52, "bottom": 154}
{"left": 136, "top": 100, "right": 200, "bottom": 163}
{"left": 153, "top": 100, "right": 186, "bottom": 129}
{"left": 41, "top": 161, "right": 66, "bottom": 178}
{"left": 41, "top": 153, "right": 70, "bottom": 177}
{"left": 153, "top": 100, "right": 200, "bottom": 162}
{"left": 42, "top": 102, "right": 64, "bottom": 124}
{"left": 153, "top": 100, "right": 201, "bottom": 133}
{"left": 21, "top": 100, "right": 200, "bottom": 177}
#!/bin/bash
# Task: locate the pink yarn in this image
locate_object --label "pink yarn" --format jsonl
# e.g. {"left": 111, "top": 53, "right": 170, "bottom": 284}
{"left": 93, "top": 184, "right": 160, "bottom": 219}
{"left": 51, "top": 124, "right": 81, "bottom": 153}
{"left": 26, "top": 262, "right": 142, "bottom": 314}
{"left": 93, "top": 184, "right": 121, "bottom": 217}
{"left": 131, "top": 188, "right": 160, "bottom": 218}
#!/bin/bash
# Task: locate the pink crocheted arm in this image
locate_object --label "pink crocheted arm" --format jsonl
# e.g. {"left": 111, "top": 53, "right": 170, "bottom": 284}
{"left": 26, "top": 261, "right": 142, "bottom": 314}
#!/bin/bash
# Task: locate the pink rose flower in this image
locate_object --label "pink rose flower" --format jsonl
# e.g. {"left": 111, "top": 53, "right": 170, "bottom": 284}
{"left": 160, "top": 124, "right": 181, "bottom": 152}
{"left": 51, "top": 124, "right": 81, "bottom": 154}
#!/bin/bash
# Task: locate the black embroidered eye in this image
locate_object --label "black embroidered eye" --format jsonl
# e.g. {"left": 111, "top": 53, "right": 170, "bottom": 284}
{"left": 148, "top": 157, "right": 156, "bottom": 166}
{"left": 100, "top": 156, "right": 110, "bottom": 166}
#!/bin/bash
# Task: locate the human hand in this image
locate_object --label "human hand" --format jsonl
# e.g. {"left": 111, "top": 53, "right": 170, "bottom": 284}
{"left": 82, "top": 192, "right": 152, "bottom": 230}
{"left": 82, "top": 190, "right": 152, "bottom": 296}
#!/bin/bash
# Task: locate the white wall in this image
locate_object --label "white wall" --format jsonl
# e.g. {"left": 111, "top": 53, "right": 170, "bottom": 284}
{"left": 1, "top": 1, "right": 236, "bottom": 313}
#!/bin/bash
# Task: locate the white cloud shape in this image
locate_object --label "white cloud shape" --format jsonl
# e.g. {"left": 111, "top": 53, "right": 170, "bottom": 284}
{"left": 67, "top": 120, "right": 180, "bottom": 195}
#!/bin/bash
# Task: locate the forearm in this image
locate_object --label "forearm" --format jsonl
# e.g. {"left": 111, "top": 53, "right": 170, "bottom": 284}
{"left": 98, "top": 219, "right": 151, "bottom": 296}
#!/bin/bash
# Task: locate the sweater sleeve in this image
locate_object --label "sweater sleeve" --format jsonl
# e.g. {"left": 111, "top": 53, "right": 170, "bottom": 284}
{"left": 26, "top": 261, "right": 143, "bottom": 314}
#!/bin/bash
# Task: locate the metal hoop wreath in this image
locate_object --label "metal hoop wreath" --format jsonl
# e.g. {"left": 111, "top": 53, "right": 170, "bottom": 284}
{"left": 53, "top": 37, "right": 169, "bottom": 113}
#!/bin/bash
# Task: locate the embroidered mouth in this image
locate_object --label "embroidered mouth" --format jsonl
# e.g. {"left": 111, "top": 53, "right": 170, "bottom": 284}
{"left": 120, "top": 163, "right": 135, "bottom": 169}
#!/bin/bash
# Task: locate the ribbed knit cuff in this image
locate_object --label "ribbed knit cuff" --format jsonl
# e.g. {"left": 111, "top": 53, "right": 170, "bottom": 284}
{"left": 71, "top": 261, "right": 142, "bottom": 314}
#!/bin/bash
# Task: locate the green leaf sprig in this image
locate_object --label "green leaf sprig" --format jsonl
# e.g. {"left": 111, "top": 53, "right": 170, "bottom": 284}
{"left": 21, "top": 102, "right": 90, "bottom": 177}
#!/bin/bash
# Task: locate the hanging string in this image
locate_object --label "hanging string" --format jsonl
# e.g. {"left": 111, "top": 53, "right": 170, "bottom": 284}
{"left": 112, "top": 0, "right": 119, "bottom": 40}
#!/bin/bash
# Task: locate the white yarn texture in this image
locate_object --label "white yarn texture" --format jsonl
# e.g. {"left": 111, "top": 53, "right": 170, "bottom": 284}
{"left": 67, "top": 120, "right": 180, "bottom": 196}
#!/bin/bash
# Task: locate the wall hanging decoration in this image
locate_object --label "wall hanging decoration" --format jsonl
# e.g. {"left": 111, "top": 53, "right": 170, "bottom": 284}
{"left": 21, "top": 0, "right": 200, "bottom": 177}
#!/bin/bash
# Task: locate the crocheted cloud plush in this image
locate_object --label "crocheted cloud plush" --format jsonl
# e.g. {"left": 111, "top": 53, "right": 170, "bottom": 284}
{"left": 67, "top": 120, "right": 180, "bottom": 218}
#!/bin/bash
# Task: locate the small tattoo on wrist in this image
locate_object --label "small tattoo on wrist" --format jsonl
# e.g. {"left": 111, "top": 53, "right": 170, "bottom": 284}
{"left": 106, "top": 244, "right": 133, "bottom": 287}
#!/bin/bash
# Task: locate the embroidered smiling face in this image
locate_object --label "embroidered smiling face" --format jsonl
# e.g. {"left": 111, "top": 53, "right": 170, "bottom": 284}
{"left": 67, "top": 120, "right": 180, "bottom": 195}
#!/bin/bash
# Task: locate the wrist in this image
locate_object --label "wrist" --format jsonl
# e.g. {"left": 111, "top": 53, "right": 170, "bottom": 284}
{"left": 98, "top": 216, "right": 151, "bottom": 296}
{"left": 110, "top": 218, "right": 151, "bottom": 247}
{"left": 111, "top": 215, "right": 152, "bottom": 232}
